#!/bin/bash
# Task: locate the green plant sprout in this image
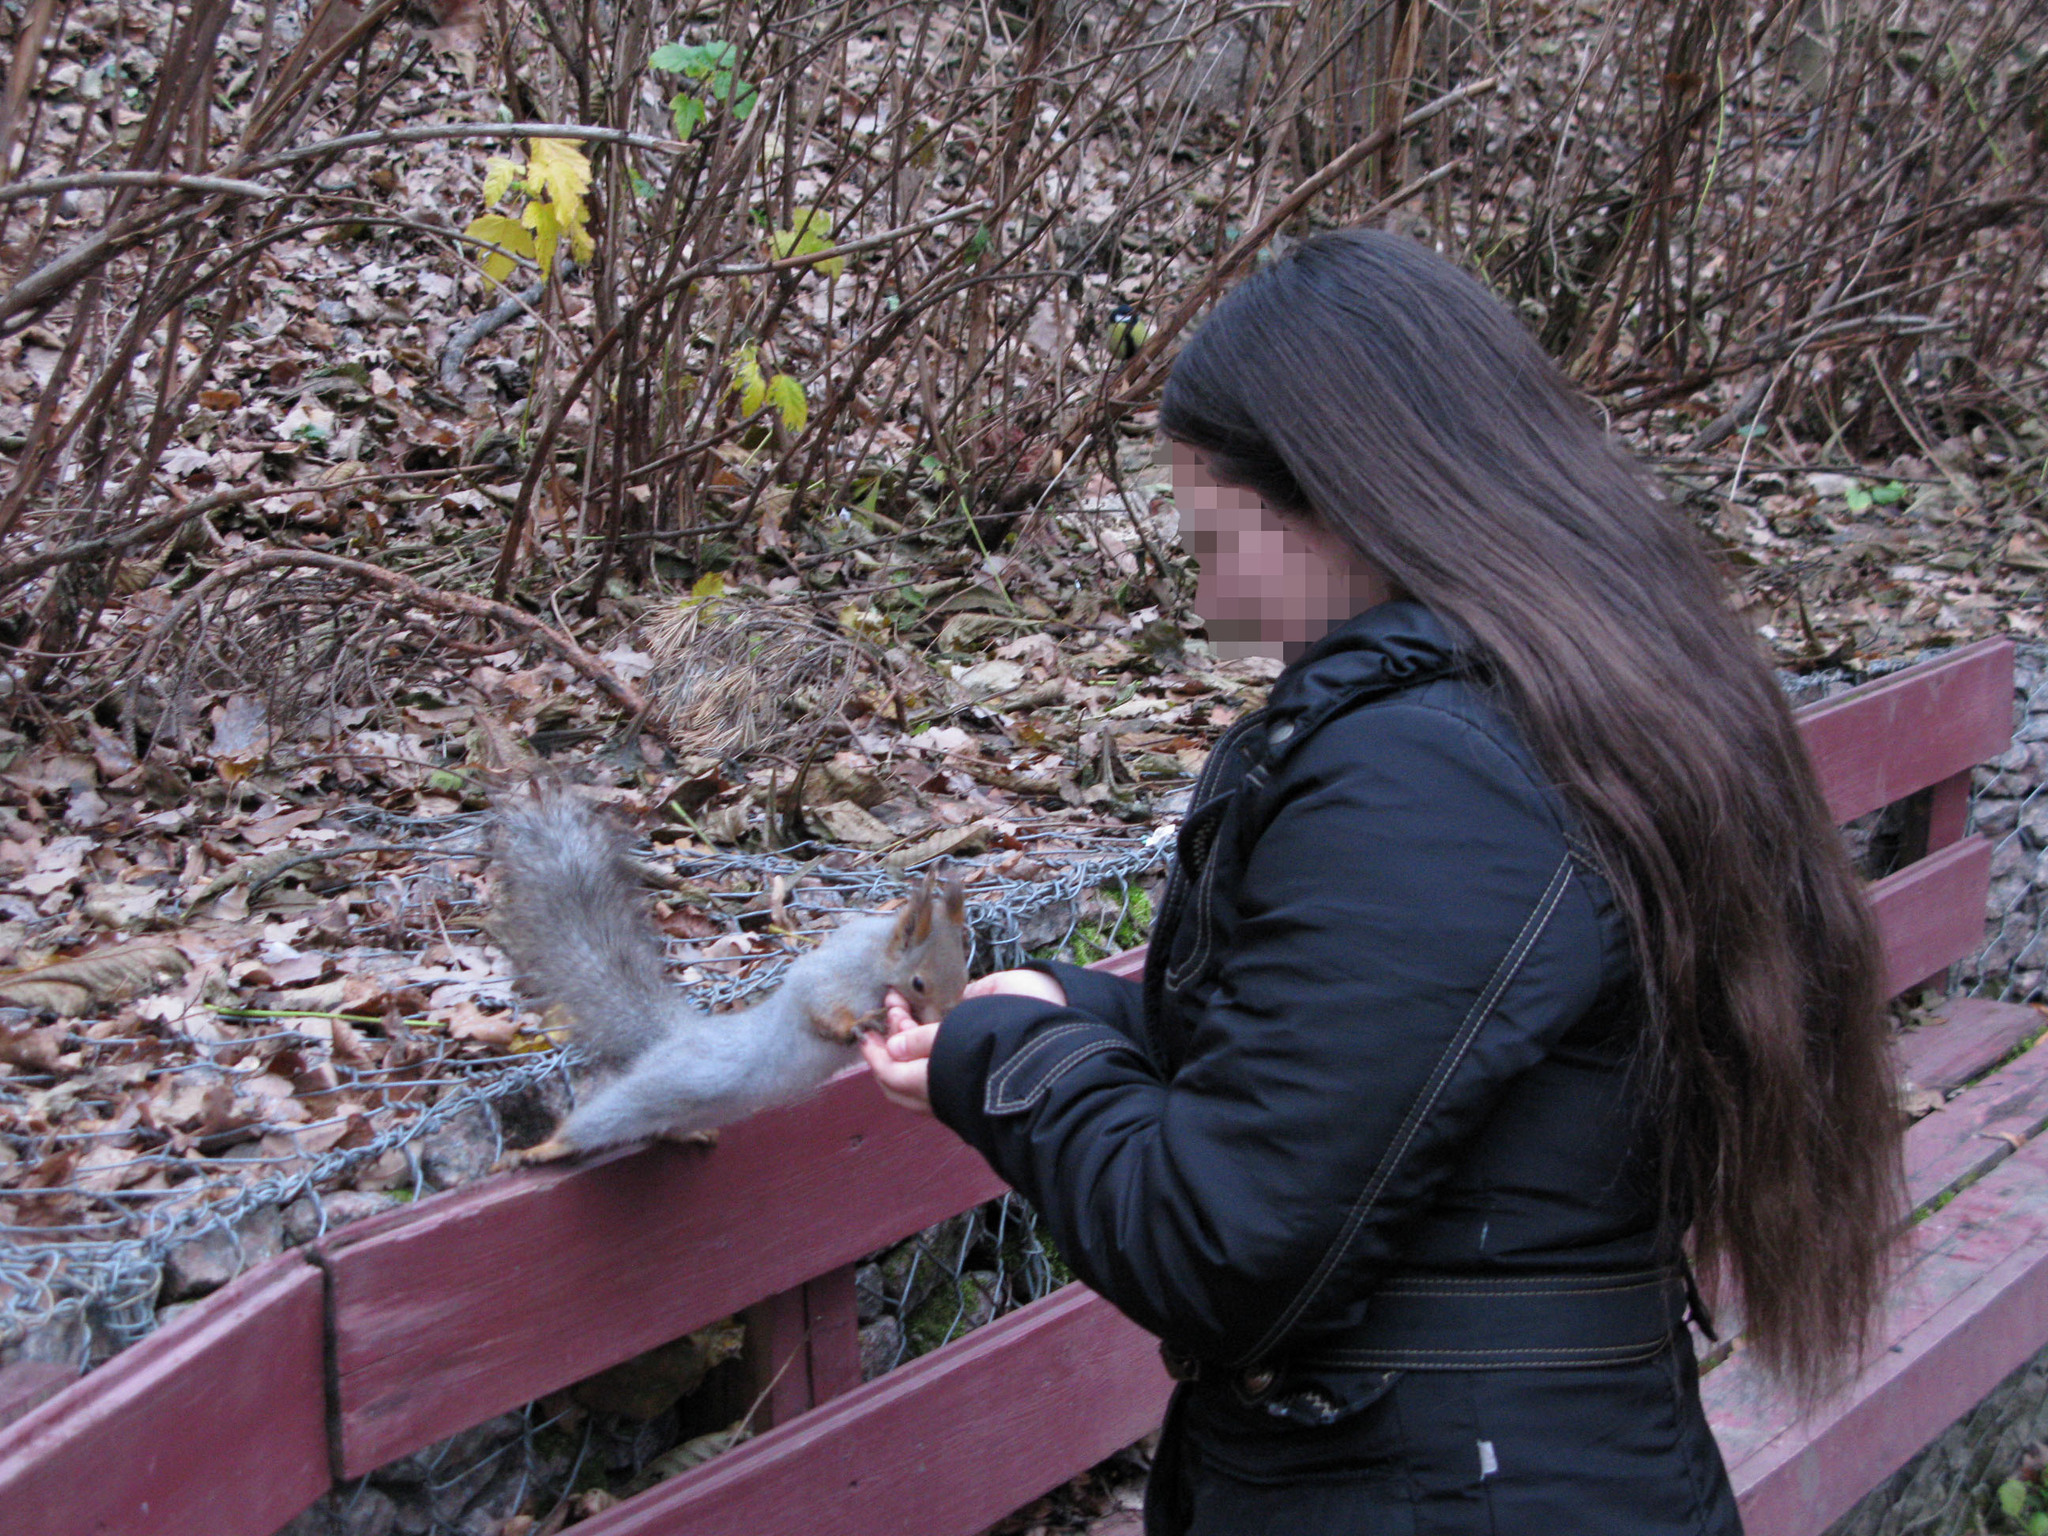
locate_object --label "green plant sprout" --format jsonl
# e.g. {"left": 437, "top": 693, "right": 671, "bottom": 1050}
{"left": 1997, "top": 1476, "right": 2048, "bottom": 1535}
{"left": 728, "top": 341, "right": 808, "bottom": 432}
{"left": 1842, "top": 480, "right": 1909, "bottom": 512}
{"left": 767, "top": 206, "right": 845, "bottom": 278}
{"left": 651, "top": 40, "right": 757, "bottom": 140}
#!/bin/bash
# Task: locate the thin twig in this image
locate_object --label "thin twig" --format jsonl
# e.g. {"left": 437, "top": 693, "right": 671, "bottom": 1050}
{"left": 0, "top": 171, "right": 284, "bottom": 205}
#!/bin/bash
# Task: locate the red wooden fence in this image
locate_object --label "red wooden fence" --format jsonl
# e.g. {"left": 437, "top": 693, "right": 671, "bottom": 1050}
{"left": 0, "top": 636, "right": 2030, "bottom": 1536}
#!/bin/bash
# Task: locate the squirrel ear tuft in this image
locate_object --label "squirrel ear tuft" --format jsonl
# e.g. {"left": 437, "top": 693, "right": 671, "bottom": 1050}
{"left": 894, "top": 872, "right": 935, "bottom": 947}
{"left": 941, "top": 874, "right": 965, "bottom": 925}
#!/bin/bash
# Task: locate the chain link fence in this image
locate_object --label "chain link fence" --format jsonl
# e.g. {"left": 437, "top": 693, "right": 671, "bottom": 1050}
{"left": 1961, "top": 642, "right": 2048, "bottom": 1008}
{"left": 0, "top": 818, "right": 1172, "bottom": 1374}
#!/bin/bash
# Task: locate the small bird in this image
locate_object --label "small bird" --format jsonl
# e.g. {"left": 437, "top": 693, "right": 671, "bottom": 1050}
{"left": 1106, "top": 303, "right": 1150, "bottom": 361}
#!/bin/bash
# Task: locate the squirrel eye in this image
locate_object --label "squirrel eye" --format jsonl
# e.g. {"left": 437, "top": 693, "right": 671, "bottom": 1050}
{"left": 911, "top": 975, "right": 927, "bottom": 992}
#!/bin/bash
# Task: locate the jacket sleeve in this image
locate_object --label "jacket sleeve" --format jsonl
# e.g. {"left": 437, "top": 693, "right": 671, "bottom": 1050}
{"left": 926, "top": 700, "right": 1613, "bottom": 1366}
{"left": 1030, "top": 958, "right": 1145, "bottom": 1042}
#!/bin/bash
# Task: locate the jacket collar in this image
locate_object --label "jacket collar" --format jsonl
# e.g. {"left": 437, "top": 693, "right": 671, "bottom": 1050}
{"left": 1258, "top": 600, "right": 1475, "bottom": 756}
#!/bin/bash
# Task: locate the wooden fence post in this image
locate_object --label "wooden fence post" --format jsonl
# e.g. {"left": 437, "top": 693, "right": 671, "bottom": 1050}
{"left": 744, "top": 1263, "right": 861, "bottom": 1428}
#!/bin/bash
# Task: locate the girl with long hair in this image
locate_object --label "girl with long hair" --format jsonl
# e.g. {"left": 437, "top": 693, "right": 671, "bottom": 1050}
{"left": 863, "top": 228, "right": 1902, "bottom": 1532}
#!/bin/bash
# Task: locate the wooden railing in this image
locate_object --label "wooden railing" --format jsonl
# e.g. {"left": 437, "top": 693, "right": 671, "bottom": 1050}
{"left": 0, "top": 636, "right": 2032, "bottom": 1536}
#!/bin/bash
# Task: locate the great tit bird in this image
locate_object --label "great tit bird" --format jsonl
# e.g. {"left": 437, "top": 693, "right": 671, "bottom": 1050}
{"left": 1106, "top": 303, "right": 1149, "bottom": 361}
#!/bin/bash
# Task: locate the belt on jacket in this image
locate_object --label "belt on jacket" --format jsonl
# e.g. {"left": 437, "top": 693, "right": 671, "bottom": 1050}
{"left": 1162, "top": 1268, "right": 1691, "bottom": 1389}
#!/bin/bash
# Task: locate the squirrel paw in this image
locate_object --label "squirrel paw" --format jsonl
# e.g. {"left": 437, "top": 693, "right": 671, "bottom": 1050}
{"left": 498, "top": 1137, "right": 579, "bottom": 1170}
{"left": 659, "top": 1127, "right": 720, "bottom": 1148}
{"left": 812, "top": 1003, "right": 886, "bottom": 1044}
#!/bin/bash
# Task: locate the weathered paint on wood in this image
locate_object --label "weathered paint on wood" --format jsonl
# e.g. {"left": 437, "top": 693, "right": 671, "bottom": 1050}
{"left": 1707, "top": 1133, "right": 2048, "bottom": 1535}
{"left": 1686, "top": 1011, "right": 2047, "bottom": 1377}
{"left": 1896, "top": 996, "right": 2046, "bottom": 1096}
{"left": 573, "top": 1281, "right": 1173, "bottom": 1536}
{"left": 324, "top": 1068, "right": 1007, "bottom": 1476}
{"left": 742, "top": 1265, "right": 862, "bottom": 1429}
{"left": 1903, "top": 1032, "right": 2048, "bottom": 1212}
{"left": 742, "top": 1285, "right": 815, "bottom": 1431}
{"left": 1093, "top": 946, "right": 1148, "bottom": 981}
{"left": 1865, "top": 835, "right": 1996, "bottom": 999}
{"left": 1925, "top": 768, "right": 1973, "bottom": 852}
{"left": 0, "top": 1253, "right": 328, "bottom": 1536}
{"left": 0, "top": 1363, "right": 75, "bottom": 1433}
{"left": 1795, "top": 637, "right": 2015, "bottom": 824}
{"left": 806, "top": 1264, "right": 864, "bottom": 1405}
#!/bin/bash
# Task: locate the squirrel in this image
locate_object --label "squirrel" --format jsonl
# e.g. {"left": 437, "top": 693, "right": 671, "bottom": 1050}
{"left": 490, "top": 787, "right": 969, "bottom": 1163}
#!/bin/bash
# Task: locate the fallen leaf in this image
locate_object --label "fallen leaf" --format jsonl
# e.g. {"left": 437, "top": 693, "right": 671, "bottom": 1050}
{"left": 0, "top": 1021, "right": 65, "bottom": 1070}
{"left": 884, "top": 820, "right": 992, "bottom": 870}
{"left": 812, "top": 800, "right": 897, "bottom": 847}
{"left": 0, "top": 943, "right": 190, "bottom": 1015}
{"left": 83, "top": 882, "right": 165, "bottom": 929}
{"left": 211, "top": 694, "right": 273, "bottom": 784}
{"left": 443, "top": 999, "right": 518, "bottom": 1047}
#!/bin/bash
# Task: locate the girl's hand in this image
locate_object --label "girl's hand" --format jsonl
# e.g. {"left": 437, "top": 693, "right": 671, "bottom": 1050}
{"left": 859, "top": 972, "right": 1069, "bottom": 1114}
{"left": 861, "top": 987, "right": 938, "bottom": 1114}
{"left": 961, "top": 968, "right": 1067, "bottom": 1006}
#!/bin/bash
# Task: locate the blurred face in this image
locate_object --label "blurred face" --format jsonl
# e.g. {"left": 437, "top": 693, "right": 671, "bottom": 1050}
{"left": 1170, "top": 441, "right": 1394, "bottom": 663}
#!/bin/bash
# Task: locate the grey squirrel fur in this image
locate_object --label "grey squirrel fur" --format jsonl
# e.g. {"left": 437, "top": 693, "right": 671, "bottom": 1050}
{"left": 492, "top": 788, "right": 969, "bottom": 1159}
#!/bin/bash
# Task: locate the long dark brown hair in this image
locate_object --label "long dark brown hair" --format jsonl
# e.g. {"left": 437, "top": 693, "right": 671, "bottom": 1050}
{"left": 1160, "top": 228, "right": 1902, "bottom": 1393}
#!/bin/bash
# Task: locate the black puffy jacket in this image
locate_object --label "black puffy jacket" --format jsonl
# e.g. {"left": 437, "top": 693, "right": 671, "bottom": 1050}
{"left": 929, "top": 601, "right": 1740, "bottom": 1534}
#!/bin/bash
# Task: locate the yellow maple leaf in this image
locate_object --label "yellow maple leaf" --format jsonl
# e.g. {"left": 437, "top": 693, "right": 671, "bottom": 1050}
{"left": 482, "top": 156, "right": 521, "bottom": 206}
{"left": 526, "top": 138, "right": 590, "bottom": 226}
{"left": 522, "top": 199, "right": 562, "bottom": 279}
{"left": 765, "top": 372, "right": 807, "bottom": 432}
{"left": 523, "top": 138, "right": 594, "bottom": 275}
{"left": 464, "top": 214, "right": 536, "bottom": 284}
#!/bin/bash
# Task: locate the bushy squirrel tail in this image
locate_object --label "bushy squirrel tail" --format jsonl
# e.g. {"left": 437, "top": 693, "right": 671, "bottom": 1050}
{"left": 492, "top": 788, "right": 693, "bottom": 1068}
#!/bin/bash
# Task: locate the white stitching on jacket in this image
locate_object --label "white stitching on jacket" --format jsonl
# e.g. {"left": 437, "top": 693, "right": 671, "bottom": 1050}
{"left": 984, "top": 1036, "right": 1134, "bottom": 1115}
{"left": 983, "top": 1022, "right": 1101, "bottom": 1105}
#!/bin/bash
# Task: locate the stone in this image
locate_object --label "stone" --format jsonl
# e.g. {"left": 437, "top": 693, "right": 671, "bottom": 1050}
{"left": 855, "top": 1262, "right": 888, "bottom": 1324}
{"left": 153, "top": 1299, "right": 205, "bottom": 1331}
{"left": 1976, "top": 799, "right": 2021, "bottom": 837}
{"left": 1988, "top": 875, "right": 2032, "bottom": 920}
{"left": 570, "top": 1320, "right": 742, "bottom": 1420}
{"left": 273, "top": 1484, "right": 399, "bottom": 1536}
{"left": 1991, "top": 741, "right": 2035, "bottom": 774}
{"left": 416, "top": 1103, "right": 500, "bottom": 1192}
{"left": 2021, "top": 800, "right": 2048, "bottom": 849}
{"left": 1977, "top": 926, "right": 2029, "bottom": 976}
{"left": 0, "top": 1307, "right": 95, "bottom": 1371}
{"left": 1992, "top": 839, "right": 2028, "bottom": 880}
{"left": 283, "top": 1189, "right": 399, "bottom": 1247}
{"left": 370, "top": 1412, "right": 524, "bottom": 1491}
{"left": 858, "top": 1316, "right": 903, "bottom": 1382}
{"left": 957, "top": 1269, "right": 1003, "bottom": 1333}
{"left": 876, "top": 1214, "right": 971, "bottom": 1320}
{"left": 160, "top": 1203, "right": 285, "bottom": 1301}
